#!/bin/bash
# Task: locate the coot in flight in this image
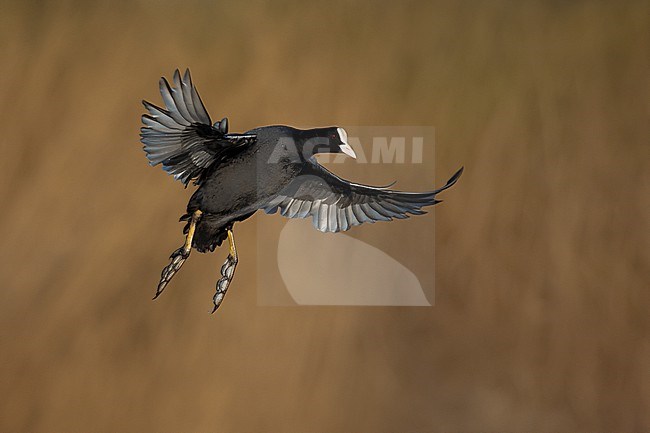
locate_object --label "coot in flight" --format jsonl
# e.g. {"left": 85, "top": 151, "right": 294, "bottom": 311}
{"left": 141, "top": 69, "right": 463, "bottom": 312}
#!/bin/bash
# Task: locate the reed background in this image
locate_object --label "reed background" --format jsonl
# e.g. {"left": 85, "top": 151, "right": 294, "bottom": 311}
{"left": 1, "top": 1, "right": 648, "bottom": 431}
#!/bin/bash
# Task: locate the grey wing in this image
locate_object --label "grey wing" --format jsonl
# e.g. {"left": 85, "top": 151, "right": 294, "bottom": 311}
{"left": 140, "top": 69, "right": 256, "bottom": 186}
{"left": 263, "top": 162, "right": 463, "bottom": 233}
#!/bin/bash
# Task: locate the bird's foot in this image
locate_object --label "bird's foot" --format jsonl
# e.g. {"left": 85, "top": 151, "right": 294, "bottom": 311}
{"left": 211, "top": 253, "right": 238, "bottom": 313}
{"left": 154, "top": 247, "right": 190, "bottom": 300}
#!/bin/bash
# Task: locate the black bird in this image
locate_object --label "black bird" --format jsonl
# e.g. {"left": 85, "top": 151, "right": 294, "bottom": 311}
{"left": 141, "top": 69, "right": 463, "bottom": 312}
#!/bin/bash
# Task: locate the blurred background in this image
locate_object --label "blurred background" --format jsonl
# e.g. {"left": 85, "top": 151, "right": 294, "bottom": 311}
{"left": 0, "top": 0, "right": 648, "bottom": 431}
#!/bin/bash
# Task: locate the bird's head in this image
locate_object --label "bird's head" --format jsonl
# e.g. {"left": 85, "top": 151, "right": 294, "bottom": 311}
{"left": 299, "top": 126, "right": 357, "bottom": 160}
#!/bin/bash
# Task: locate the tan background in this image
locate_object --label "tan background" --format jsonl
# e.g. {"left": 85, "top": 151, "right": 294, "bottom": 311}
{"left": 1, "top": 1, "right": 648, "bottom": 431}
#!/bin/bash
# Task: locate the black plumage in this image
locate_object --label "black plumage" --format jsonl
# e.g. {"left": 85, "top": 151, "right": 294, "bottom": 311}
{"left": 141, "top": 69, "right": 463, "bottom": 312}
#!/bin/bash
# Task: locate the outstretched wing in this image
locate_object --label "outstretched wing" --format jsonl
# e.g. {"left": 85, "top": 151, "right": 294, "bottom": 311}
{"left": 140, "top": 69, "right": 256, "bottom": 186}
{"left": 263, "top": 162, "right": 463, "bottom": 233}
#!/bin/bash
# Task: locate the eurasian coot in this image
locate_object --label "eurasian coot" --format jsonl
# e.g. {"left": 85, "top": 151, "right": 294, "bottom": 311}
{"left": 141, "top": 69, "right": 463, "bottom": 312}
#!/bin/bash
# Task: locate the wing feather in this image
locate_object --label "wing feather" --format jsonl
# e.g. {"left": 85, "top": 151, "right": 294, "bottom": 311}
{"left": 262, "top": 163, "right": 463, "bottom": 232}
{"left": 180, "top": 69, "right": 200, "bottom": 120}
{"left": 158, "top": 78, "right": 190, "bottom": 125}
{"left": 140, "top": 69, "right": 256, "bottom": 186}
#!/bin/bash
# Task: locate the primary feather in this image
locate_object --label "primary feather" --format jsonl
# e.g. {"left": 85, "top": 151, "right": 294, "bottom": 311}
{"left": 140, "top": 69, "right": 255, "bottom": 186}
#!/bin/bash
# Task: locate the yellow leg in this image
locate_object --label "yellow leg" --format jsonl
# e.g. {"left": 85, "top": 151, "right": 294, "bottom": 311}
{"left": 183, "top": 210, "right": 202, "bottom": 254}
{"left": 154, "top": 210, "right": 202, "bottom": 300}
{"left": 227, "top": 229, "right": 237, "bottom": 259}
{"left": 212, "top": 228, "right": 239, "bottom": 313}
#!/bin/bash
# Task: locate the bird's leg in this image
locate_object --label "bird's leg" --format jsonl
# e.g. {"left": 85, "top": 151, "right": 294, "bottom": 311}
{"left": 212, "top": 229, "right": 238, "bottom": 313}
{"left": 154, "top": 210, "right": 202, "bottom": 300}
